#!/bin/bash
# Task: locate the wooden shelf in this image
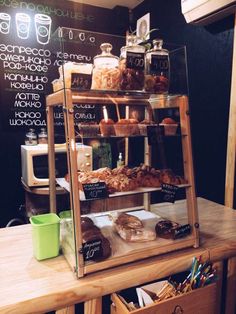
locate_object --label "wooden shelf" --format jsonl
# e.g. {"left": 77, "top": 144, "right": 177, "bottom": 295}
{"left": 56, "top": 178, "right": 190, "bottom": 201}
{"left": 46, "top": 89, "right": 186, "bottom": 109}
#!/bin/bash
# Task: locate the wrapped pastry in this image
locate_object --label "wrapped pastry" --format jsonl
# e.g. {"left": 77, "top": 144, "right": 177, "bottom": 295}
{"left": 113, "top": 213, "right": 156, "bottom": 242}
{"left": 81, "top": 216, "right": 112, "bottom": 261}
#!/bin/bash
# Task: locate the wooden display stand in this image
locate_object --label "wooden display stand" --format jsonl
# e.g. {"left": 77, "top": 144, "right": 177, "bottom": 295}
{"left": 46, "top": 89, "right": 199, "bottom": 278}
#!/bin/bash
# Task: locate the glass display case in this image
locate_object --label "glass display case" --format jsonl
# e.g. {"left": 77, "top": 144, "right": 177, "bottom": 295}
{"left": 46, "top": 27, "right": 198, "bottom": 278}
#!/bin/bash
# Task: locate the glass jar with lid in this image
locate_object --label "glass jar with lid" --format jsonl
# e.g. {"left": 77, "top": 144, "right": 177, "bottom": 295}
{"left": 58, "top": 62, "right": 93, "bottom": 90}
{"left": 120, "top": 33, "right": 145, "bottom": 91}
{"left": 25, "top": 128, "right": 37, "bottom": 145}
{"left": 91, "top": 43, "right": 120, "bottom": 90}
{"left": 145, "top": 39, "right": 170, "bottom": 94}
{"left": 38, "top": 127, "right": 48, "bottom": 144}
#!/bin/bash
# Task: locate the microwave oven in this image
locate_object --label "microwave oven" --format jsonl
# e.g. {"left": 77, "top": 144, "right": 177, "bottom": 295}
{"left": 21, "top": 143, "right": 92, "bottom": 187}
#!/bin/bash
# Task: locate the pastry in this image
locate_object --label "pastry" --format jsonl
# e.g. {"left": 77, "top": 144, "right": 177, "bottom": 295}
{"left": 160, "top": 169, "right": 176, "bottom": 184}
{"left": 115, "top": 213, "right": 143, "bottom": 229}
{"left": 105, "top": 174, "right": 138, "bottom": 192}
{"left": 81, "top": 216, "right": 95, "bottom": 232}
{"left": 92, "top": 167, "right": 112, "bottom": 180}
{"left": 114, "top": 213, "right": 156, "bottom": 242}
{"left": 114, "top": 119, "right": 140, "bottom": 136}
{"left": 159, "top": 117, "right": 178, "bottom": 136}
{"left": 99, "top": 118, "right": 115, "bottom": 136}
{"left": 81, "top": 217, "right": 112, "bottom": 261}
{"left": 155, "top": 220, "right": 180, "bottom": 239}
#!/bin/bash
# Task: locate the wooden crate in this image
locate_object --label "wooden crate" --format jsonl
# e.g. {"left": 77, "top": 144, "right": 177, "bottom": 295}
{"left": 111, "top": 283, "right": 217, "bottom": 314}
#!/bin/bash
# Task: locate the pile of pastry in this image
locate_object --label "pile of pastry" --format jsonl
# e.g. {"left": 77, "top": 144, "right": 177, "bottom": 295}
{"left": 65, "top": 164, "right": 186, "bottom": 193}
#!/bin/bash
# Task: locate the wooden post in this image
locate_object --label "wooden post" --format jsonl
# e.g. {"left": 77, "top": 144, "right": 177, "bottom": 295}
{"left": 56, "top": 306, "right": 75, "bottom": 314}
{"left": 84, "top": 298, "right": 102, "bottom": 314}
{"left": 225, "top": 13, "right": 236, "bottom": 208}
{"left": 46, "top": 102, "right": 56, "bottom": 213}
{"left": 225, "top": 257, "right": 236, "bottom": 314}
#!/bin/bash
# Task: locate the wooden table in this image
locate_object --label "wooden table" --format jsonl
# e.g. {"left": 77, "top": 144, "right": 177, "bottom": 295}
{"left": 1, "top": 198, "right": 236, "bottom": 314}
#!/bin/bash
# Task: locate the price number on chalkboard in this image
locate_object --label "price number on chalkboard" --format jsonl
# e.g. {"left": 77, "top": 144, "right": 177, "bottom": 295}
{"left": 127, "top": 52, "right": 144, "bottom": 70}
{"left": 71, "top": 73, "right": 92, "bottom": 90}
{"left": 82, "top": 239, "right": 103, "bottom": 261}
{"left": 83, "top": 182, "right": 108, "bottom": 200}
{"left": 161, "top": 183, "right": 179, "bottom": 203}
{"left": 151, "top": 55, "right": 169, "bottom": 73}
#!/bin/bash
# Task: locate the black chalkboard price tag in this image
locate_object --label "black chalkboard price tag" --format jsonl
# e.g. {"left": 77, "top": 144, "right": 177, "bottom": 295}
{"left": 161, "top": 183, "right": 179, "bottom": 203}
{"left": 173, "top": 224, "right": 191, "bottom": 239}
{"left": 83, "top": 182, "right": 108, "bottom": 200}
{"left": 151, "top": 55, "right": 169, "bottom": 74}
{"left": 126, "top": 52, "right": 145, "bottom": 70}
{"left": 147, "top": 125, "right": 164, "bottom": 145}
{"left": 82, "top": 239, "right": 103, "bottom": 261}
{"left": 71, "top": 73, "right": 92, "bottom": 89}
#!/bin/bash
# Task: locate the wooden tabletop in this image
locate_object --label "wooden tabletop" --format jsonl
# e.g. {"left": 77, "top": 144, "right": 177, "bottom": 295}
{"left": 1, "top": 197, "right": 236, "bottom": 314}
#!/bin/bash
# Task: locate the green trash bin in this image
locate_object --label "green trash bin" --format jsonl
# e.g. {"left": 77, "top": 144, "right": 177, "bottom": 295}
{"left": 30, "top": 213, "right": 60, "bottom": 260}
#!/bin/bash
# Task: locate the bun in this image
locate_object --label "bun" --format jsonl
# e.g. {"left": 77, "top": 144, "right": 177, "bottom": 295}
{"left": 155, "top": 220, "right": 180, "bottom": 239}
{"left": 161, "top": 117, "right": 176, "bottom": 124}
{"left": 116, "top": 119, "right": 130, "bottom": 124}
{"left": 81, "top": 216, "right": 94, "bottom": 232}
{"left": 114, "top": 119, "right": 139, "bottom": 136}
{"left": 99, "top": 118, "right": 114, "bottom": 125}
{"left": 99, "top": 119, "right": 115, "bottom": 136}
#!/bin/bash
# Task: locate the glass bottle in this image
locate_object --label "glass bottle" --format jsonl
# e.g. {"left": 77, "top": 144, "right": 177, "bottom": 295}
{"left": 38, "top": 128, "right": 48, "bottom": 144}
{"left": 25, "top": 128, "right": 37, "bottom": 145}
{"left": 117, "top": 152, "right": 124, "bottom": 168}
{"left": 120, "top": 33, "right": 145, "bottom": 91}
{"left": 91, "top": 43, "right": 120, "bottom": 90}
{"left": 145, "top": 39, "right": 170, "bottom": 94}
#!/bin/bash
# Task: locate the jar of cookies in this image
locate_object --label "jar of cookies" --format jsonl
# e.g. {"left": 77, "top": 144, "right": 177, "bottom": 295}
{"left": 120, "top": 33, "right": 145, "bottom": 91}
{"left": 145, "top": 39, "right": 170, "bottom": 94}
{"left": 91, "top": 43, "right": 120, "bottom": 90}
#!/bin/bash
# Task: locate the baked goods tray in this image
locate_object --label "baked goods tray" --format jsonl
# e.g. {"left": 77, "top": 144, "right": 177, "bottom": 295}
{"left": 56, "top": 178, "right": 190, "bottom": 201}
{"left": 61, "top": 209, "right": 192, "bottom": 267}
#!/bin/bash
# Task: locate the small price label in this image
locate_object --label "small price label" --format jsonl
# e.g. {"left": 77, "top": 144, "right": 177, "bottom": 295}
{"left": 147, "top": 125, "right": 164, "bottom": 145}
{"left": 161, "top": 183, "right": 179, "bottom": 203}
{"left": 83, "top": 182, "right": 108, "bottom": 200}
{"left": 173, "top": 224, "right": 191, "bottom": 239}
{"left": 71, "top": 73, "right": 91, "bottom": 89}
{"left": 150, "top": 55, "right": 169, "bottom": 74}
{"left": 126, "top": 52, "right": 145, "bottom": 70}
{"left": 82, "top": 239, "right": 103, "bottom": 261}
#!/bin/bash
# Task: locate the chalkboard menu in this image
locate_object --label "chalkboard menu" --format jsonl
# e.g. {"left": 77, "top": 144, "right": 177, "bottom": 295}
{"left": 0, "top": 5, "right": 125, "bottom": 132}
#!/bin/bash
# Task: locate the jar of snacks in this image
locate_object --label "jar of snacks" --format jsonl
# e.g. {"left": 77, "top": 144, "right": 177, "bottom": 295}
{"left": 91, "top": 43, "right": 120, "bottom": 90}
{"left": 25, "top": 128, "right": 37, "bottom": 145}
{"left": 120, "top": 34, "right": 145, "bottom": 91}
{"left": 145, "top": 39, "right": 170, "bottom": 94}
{"left": 38, "top": 128, "right": 48, "bottom": 144}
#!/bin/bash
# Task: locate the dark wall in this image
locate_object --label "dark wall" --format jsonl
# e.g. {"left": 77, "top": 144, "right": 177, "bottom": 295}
{"left": 0, "top": 1, "right": 128, "bottom": 227}
{"left": 134, "top": 0, "right": 233, "bottom": 205}
{"left": 0, "top": 0, "right": 234, "bottom": 227}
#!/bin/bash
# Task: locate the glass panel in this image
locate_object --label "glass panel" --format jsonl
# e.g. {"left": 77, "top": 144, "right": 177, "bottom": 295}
{"left": 46, "top": 27, "right": 196, "bottom": 277}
